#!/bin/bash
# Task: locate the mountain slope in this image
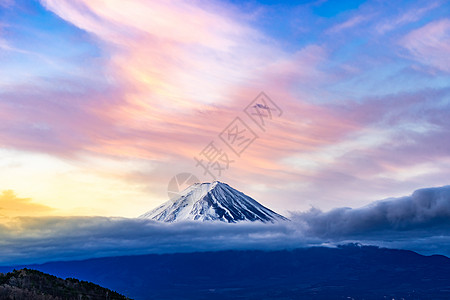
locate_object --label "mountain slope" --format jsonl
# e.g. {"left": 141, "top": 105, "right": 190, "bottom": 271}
{"left": 140, "top": 181, "right": 288, "bottom": 223}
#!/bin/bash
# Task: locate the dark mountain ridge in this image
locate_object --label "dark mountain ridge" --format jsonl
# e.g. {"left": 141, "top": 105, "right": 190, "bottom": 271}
{"left": 1, "top": 244, "right": 450, "bottom": 299}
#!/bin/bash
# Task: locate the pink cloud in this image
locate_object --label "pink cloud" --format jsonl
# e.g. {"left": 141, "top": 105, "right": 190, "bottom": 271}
{"left": 375, "top": 2, "right": 441, "bottom": 34}
{"left": 0, "top": 0, "right": 379, "bottom": 207}
{"left": 327, "top": 15, "right": 369, "bottom": 34}
{"left": 400, "top": 18, "right": 450, "bottom": 72}
{"left": 24, "top": 0, "right": 361, "bottom": 171}
{"left": 0, "top": 0, "right": 13, "bottom": 8}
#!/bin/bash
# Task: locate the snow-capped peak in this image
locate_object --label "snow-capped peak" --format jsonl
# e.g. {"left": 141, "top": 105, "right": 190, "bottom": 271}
{"left": 139, "top": 181, "right": 288, "bottom": 223}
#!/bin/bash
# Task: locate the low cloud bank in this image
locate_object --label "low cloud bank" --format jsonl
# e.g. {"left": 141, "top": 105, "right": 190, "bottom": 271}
{"left": 0, "top": 218, "right": 315, "bottom": 265}
{"left": 294, "top": 185, "right": 450, "bottom": 237}
{"left": 1, "top": 185, "right": 450, "bottom": 265}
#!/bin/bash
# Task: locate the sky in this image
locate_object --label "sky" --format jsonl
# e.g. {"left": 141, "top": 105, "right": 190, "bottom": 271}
{"left": 1, "top": 0, "right": 450, "bottom": 220}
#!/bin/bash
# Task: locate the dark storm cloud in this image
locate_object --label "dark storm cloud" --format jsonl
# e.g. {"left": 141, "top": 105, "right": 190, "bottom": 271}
{"left": 0, "top": 217, "right": 315, "bottom": 265}
{"left": 293, "top": 185, "right": 450, "bottom": 238}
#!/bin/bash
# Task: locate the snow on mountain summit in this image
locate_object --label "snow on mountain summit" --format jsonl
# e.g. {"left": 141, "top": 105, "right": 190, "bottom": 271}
{"left": 139, "top": 181, "right": 288, "bottom": 223}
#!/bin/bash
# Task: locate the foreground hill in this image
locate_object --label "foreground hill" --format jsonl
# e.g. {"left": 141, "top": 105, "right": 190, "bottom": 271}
{"left": 1, "top": 244, "right": 450, "bottom": 299}
{"left": 0, "top": 269, "right": 130, "bottom": 300}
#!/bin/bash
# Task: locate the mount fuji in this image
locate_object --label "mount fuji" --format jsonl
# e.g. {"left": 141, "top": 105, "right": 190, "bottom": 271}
{"left": 140, "top": 181, "right": 288, "bottom": 223}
